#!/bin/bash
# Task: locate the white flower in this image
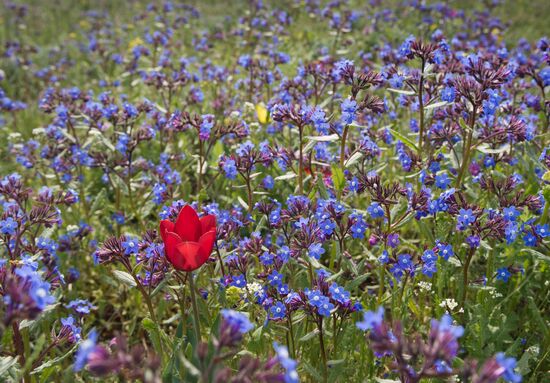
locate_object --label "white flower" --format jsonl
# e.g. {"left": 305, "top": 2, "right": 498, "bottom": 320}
{"left": 246, "top": 282, "right": 263, "bottom": 296}
{"left": 418, "top": 281, "right": 432, "bottom": 292}
{"left": 439, "top": 298, "right": 459, "bottom": 311}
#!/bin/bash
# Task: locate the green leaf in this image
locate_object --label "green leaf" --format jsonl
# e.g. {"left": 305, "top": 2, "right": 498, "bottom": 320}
{"left": 305, "top": 134, "right": 339, "bottom": 142}
{"left": 344, "top": 151, "right": 363, "bottom": 168}
{"left": 32, "top": 345, "right": 77, "bottom": 375}
{"left": 0, "top": 356, "right": 19, "bottom": 378}
{"left": 475, "top": 143, "right": 510, "bottom": 154}
{"left": 521, "top": 248, "right": 550, "bottom": 263}
{"left": 237, "top": 196, "right": 249, "bottom": 211}
{"left": 387, "top": 128, "right": 419, "bottom": 153}
{"left": 424, "top": 101, "right": 449, "bottom": 110}
{"left": 331, "top": 164, "right": 345, "bottom": 193}
{"left": 275, "top": 172, "right": 297, "bottom": 181}
{"left": 142, "top": 318, "right": 165, "bottom": 362}
{"left": 302, "top": 361, "right": 323, "bottom": 381}
{"left": 299, "top": 328, "right": 319, "bottom": 342}
{"left": 112, "top": 270, "right": 137, "bottom": 287}
{"left": 387, "top": 88, "right": 415, "bottom": 95}
{"left": 89, "top": 188, "right": 107, "bottom": 215}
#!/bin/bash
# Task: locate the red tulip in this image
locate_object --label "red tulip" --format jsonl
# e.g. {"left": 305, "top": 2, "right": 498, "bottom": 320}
{"left": 159, "top": 205, "right": 216, "bottom": 272}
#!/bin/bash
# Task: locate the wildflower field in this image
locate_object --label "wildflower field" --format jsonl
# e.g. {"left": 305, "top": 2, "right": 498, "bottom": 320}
{"left": 1, "top": 0, "right": 550, "bottom": 382}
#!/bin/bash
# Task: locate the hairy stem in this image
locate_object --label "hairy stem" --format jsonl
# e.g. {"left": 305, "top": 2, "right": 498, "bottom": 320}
{"left": 188, "top": 274, "right": 202, "bottom": 343}
{"left": 461, "top": 248, "right": 476, "bottom": 309}
{"left": 318, "top": 318, "right": 328, "bottom": 382}
{"left": 340, "top": 124, "right": 349, "bottom": 170}
{"left": 417, "top": 58, "right": 426, "bottom": 156}
{"left": 298, "top": 124, "right": 304, "bottom": 195}
{"left": 456, "top": 106, "right": 477, "bottom": 187}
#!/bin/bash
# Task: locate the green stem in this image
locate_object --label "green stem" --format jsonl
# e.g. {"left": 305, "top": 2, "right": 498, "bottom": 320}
{"left": 188, "top": 274, "right": 202, "bottom": 343}
{"left": 288, "top": 313, "right": 296, "bottom": 358}
{"left": 340, "top": 124, "right": 349, "bottom": 170}
{"left": 197, "top": 141, "right": 204, "bottom": 199}
{"left": 298, "top": 125, "right": 304, "bottom": 195}
{"left": 461, "top": 248, "right": 476, "bottom": 310}
{"left": 417, "top": 58, "right": 426, "bottom": 157}
{"left": 377, "top": 264, "right": 385, "bottom": 304}
{"left": 318, "top": 318, "right": 328, "bottom": 383}
{"left": 456, "top": 107, "right": 477, "bottom": 188}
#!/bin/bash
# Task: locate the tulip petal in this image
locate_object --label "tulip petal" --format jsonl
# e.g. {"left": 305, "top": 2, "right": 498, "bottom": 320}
{"left": 175, "top": 241, "right": 201, "bottom": 271}
{"left": 199, "top": 215, "right": 216, "bottom": 236}
{"left": 159, "top": 220, "right": 175, "bottom": 243}
{"left": 196, "top": 229, "right": 216, "bottom": 268}
{"left": 175, "top": 205, "right": 201, "bottom": 242}
{"left": 163, "top": 231, "right": 182, "bottom": 267}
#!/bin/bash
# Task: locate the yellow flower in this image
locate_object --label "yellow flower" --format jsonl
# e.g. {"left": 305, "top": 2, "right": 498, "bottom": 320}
{"left": 128, "top": 37, "right": 144, "bottom": 51}
{"left": 225, "top": 286, "right": 242, "bottom": 307}
{"left": 255, "top": 103, "right": 269, "bottom": 124}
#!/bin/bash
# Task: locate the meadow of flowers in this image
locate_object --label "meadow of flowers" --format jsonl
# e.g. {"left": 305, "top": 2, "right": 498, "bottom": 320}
{"left": 0, "top": 0, "right": 549, "bottom": 382}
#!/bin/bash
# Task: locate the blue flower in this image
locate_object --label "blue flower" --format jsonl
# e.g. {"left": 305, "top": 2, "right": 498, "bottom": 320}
{"left": 496, "top": 267, "right": 511, "bottom": 282}
{"left": 123, "top": 102, "right": 138, "bottom": 118}
{"left": 495, "top": 353, "right": 522, "bottom": 383}
{"left": 421, "top": 250, "right": 437, "bottom": 264}
{"left": 457, "top": 208, "right": 476, "bottom": 229}
{"left": 319, "top": 219, "right": 336, "bottom": 236}
{"left": 270, "top": 301, "right": 286, "bottom": 320}
{"left": 329, "top": 283, "right": 350, "bottom": 304}
{"left": 267, "top": 270, "right": 284, "bottom": 287}
{"left": 348, "top": 176, "right": 360, "bottom": 192}
{"left": 30, "top": 279, "right": 55, "bottom": 309}
{"left": 317, "top": 297, "right": 334, "bottom": 317}
{"left": 367, "top": 202, "right": 385, "bottom": 219}
{"left": 278, "top": 284, "right": 290, "bottom": 295}
{"left": 435, "top": 172, "right": 451, "bottom": 189}
{"left": 356, "top": 306, "right": 384, "bottom": 331}
{"left": 231, "top": 274, "right": 247, "bottom": 288}
{"left": 199, "top": 114, "right": 214, "bottom": 141}
{"left": 308, "top": 243, "right": 325, "bottom": 260}
{"left": 341, "top": 99, "right": 357, "bottom": 124}
{"left": 397, "top": 254, "right": 413, "bottom": 271}
{"left": 535, "top": 224, "right": 549, "bottom": 238}
{"left": 74, "top": 329, "right": 98, "bottom": 371}
{"left": 66, "top": 299, "right": 96, "bottom": 315}
{"left": 466, "top": 235, "right": 480, "bottom": 248}
{"left": 263, "top": 175, "right": 274, "bottom": 189}
{"left": 441, "top": 86, "right": 456, "bottom": 103}
{"left": 523, "top": 232, "right": 537, "bottom": 246}
{"left": 61, "top": 316, "right": 82, "bottom": 342}
{"left": 260, "top": 251, "right": 274, "bottom": 266}
{"left": 482, "top": 89, "right": 501, "bottom": 116}
{"left": 379, "top": 250, "right": 389, "bottom": 264}
{"left": 350, "top": 216, "right": 368, "bottom": 239}
{"left": 389, "top": 74, "right": 404, "bottom": 88}
{"left": 422, "top": 262, "right": 437, "bottom": 277}
{"left": 221, "top": 309, "right": 254, "bottom": 334}
{"left": 273, "top": 342, "right": 299, "bottom": 383}
{"left": 277, "top": 246, "right": 291, "bottom": 263}
{"left": 306, "top": 289, "right": 325, "bottom": 308}
{"left": 505, "top": 222, "right": 519, "bottom": 244}
{"left": 0, "top": 217, "right": 17, "bottom": 235}
{"left": 222, "top": 158, "right": 237, "bottom": 179}
{"left": 434, "top": 359, "right": 452, "bottom": 374}
{"left": 398, "top": 35, "right": 414, "bottom": 57}
{"left": 503, "top": 206, "right": 520, "bottom": 221}
{"left": 311, "top": 107, "right": 330, "bottom": 134}
{"left": 437, "top": 243, "right": 454, "bottom": 260}
{"left": 122, "top": 237, "right": 139, "bottom": 255}
{"left": 116, "top": 133, "right": 130, "bottom": 153}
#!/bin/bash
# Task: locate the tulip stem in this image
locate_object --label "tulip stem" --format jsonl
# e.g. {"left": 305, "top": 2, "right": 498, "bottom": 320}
{"left": 188, "top": 274, "right": 202, "bottom": 343}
